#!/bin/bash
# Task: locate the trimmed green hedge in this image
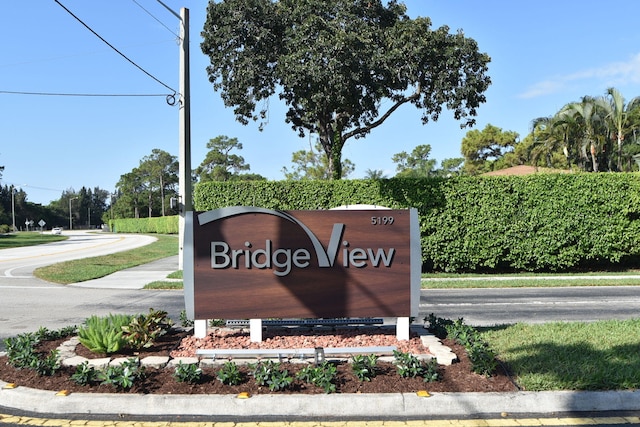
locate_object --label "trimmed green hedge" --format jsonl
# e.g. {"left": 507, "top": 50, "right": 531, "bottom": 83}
{"left": 109, "top": 216, "right": 178, "bottom": 234}
{"left": 194, "top": 175, "right": 640, "bottom": 273}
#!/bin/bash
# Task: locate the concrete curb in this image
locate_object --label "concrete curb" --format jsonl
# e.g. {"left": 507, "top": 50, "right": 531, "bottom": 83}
{"left": 2, "top": 380, "right": 640, "bottom": 418}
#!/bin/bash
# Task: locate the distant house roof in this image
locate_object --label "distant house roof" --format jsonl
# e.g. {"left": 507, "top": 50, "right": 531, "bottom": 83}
{"left": 482, "top": 165, "right": 571, "bottom": 176}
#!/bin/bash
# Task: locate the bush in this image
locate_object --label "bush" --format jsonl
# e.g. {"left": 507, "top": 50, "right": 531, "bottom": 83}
{"left": 351, "top": 354, "right": 379, "bottom": 382}
{"left": 216, "top": 361, "right": 243, "bottom": 386}
{"left": 297, "top": 361, "right": 337, "bottom": 393}
{"left": 98, "top": 358, "right": 144, "bottom": 389}
{"left": 122, "top": 308, "right": 173, "bottom": 350}
{"left": 173, "top": 362, "right": 202, "bottom": 384}
{"left": 393, "top": 350, "right": 440, "bottom": 382}
{"left": 250, "top": 360, "right": 293, "bottom": 391}
{"left": 445, "top": 318, "right": 498, "bottom": 377}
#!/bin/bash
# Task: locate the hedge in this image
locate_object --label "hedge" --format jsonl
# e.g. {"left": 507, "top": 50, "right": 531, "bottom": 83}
{"left": 194, "top": 175, "right": 640, "bottom": 273}
{"left": 109, "top": 216, "right": 178, "bottom": 234}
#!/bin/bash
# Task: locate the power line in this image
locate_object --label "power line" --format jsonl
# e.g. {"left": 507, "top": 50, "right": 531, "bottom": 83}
{"left": 53, "top": 0, "right": 177, "bottom": 96}
{"left": 131, "top": 0, "right": 179, "bottom": 38}
{"left": 0, "top": 90, "right": 177, "bottom": 105}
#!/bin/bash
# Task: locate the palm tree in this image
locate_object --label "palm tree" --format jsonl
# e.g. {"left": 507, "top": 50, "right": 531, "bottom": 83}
{"left": 604, "top": 87, "right": 640, "bottom": 171}
{"left": 530, "top": 116, "right": 570, "bottom": 168}
{"left": 561, "top": 96, "right": 609, "bottom": 172}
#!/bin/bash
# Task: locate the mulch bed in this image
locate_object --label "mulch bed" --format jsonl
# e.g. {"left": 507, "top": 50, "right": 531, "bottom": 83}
{"left": 0, "top": 328, "right": 519, "bottom": 395}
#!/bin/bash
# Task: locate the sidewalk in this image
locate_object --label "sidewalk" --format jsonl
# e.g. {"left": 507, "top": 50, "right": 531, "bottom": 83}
{"left": 68, "top": 256, "right": 180, "bottom": 289}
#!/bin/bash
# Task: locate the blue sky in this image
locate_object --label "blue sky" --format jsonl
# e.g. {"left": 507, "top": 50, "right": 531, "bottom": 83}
{"left": 3, "top": 1, "right": 640, "bottom": 205}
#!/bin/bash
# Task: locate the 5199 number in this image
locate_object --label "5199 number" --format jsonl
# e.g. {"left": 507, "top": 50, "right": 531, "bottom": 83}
{"left": 371, "top": 216, "right": 394, "bottom": 225}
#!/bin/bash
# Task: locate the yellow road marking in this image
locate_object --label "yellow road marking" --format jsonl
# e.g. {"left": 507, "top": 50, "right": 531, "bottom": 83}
{"left": 1, "top": 414, "right": 639, "bottom": 427}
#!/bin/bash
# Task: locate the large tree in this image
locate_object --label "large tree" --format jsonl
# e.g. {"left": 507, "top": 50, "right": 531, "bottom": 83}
{"left": 460, "top": 124, "right": 519, "bottom": 174}
{"left": 392, "top": 144, "right": 437, "bottom": 177}
{"left": 202, "top": 0, "right": 491, "bottom": 179}
{"left": 282, "top": 141, "right": 355, "bottom": 180}
{"left": 195, "top": 136, "right": 251, "bottom": 182}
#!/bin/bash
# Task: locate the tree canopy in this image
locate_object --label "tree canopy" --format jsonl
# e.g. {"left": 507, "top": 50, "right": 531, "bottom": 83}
{"left": 201, "top": 0, "right": 491, "bottom": 179}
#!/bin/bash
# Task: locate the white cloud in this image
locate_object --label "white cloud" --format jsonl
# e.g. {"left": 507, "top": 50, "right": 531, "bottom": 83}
{"left": 518, "top": 53, "right": 640, "bottom": 99}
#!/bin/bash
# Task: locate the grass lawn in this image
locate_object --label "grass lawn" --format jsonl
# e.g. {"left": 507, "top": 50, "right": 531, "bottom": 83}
{"left": 0, "top": 232, "right": 67, "bottom": 248}
{"left": 33, "top": 234, "right": 178, "bottom": 284}
{"left": 482, "top": 319, "right": 640, "bottom": 391}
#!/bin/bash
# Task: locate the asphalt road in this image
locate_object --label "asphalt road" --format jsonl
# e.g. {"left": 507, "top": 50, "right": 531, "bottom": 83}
{"left": 420, "top": 286, "right": 640, "bottom": 326}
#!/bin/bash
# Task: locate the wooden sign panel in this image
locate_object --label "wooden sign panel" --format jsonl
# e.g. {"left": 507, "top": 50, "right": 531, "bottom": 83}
{"left": 184, "top": 207, "right": 419, "bottom": 320}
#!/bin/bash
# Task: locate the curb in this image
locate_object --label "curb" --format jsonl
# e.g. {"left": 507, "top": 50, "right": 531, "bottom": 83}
{"left": 2, "top": 380, "right": 640, "bottom": 418}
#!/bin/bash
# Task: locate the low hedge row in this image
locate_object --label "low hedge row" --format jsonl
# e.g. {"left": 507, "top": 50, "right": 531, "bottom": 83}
{"left": 109, "top": 216, "right": 178, "bottom": 235}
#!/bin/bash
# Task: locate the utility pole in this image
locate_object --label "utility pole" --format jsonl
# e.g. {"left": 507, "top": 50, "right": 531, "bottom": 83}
{"left": 178, "top": 7, "right": 191, "bottom": 271}
{"left": 156, "top": 2, "right": 191, "bottom": 270}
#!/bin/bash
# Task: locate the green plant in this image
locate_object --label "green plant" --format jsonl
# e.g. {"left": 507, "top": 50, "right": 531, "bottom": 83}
{"left": 351, "top": 354, "right": 379, "bottom": 382}
{"left": 78, "top": 314, "right": 132, "bottom": 355}
{"left": 179, "top": 310, "right": 194, "bottom": 328}
{"left": 297, "top": 362, "right": 337, "bottom": 393}
{"left": 3, "top": 333, "right": 39, "bottom": 369}
{"left": 33, "top": 349, "right": 61, "bottom": 376}
{"left": 250, "top": 361, "right": 293, "bottom": 391}
{"left": 424, "top": 313, "right": 454, "bottom": 339}
{"left": 98, "top": 358, "right": 144, "bottom": 389}
{"left": 173, "top": 361, "right": 202, "bottom": 384}
{"left": 445, "top": 318, "right": 498, "bottom": 377}
{"left": 121, "top": 308, "right": 173, "bottom": 350}
{"left": 71, "top": 361, "right": 100, "bottom": 385}
{"left": 393, "top": 351, "right": 440, "bottom": 382}
{"left": 216, "top": 361, "right": 243, "bottom": 385}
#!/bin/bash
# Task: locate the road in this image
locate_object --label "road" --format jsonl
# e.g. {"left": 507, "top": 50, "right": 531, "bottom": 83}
{"left": 0, "top": 231, "right": 185, "bottom": 349}
{"left": 420, "top": 286, "right": 640, "bottom": 326}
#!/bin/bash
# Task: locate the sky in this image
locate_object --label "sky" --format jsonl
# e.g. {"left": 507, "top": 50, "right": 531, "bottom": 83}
{"left": 3, "top": 1, "right": 640, "bottom": 206}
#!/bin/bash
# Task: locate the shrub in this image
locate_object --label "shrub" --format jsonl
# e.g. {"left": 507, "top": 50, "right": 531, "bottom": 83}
{"left": 351, "top": 354, "right": 379, "bottom": 382}
{"left": 297, "top": 361, "right": 337, "bottom": 393}
{"left": 393, "top": 350, "right": 440, "bottom": 382}
{"left": 250, "top": 360, "right": 293, "bottom": 391}
{"left": 78, "top": 314, "right": 132, "bottom": 354}
{"left": 216, "top": 361, "right": 243, "bottom": 386}
{"left": 122, "top": 308, "right": 173, "bottom": 350}
{"left": 71, "top": 361, "right": 100, "bottom": 386}
{"left": 445, "top": 318, "right": 498, "bottom": 377}
{"left": 173, "top": 362, "right": 202, "bottom": 384}
{"left": 3, "top": 333, "right": 39, "bottom": 369}
{"left": 98, "top": 358, "right": 144, "bottom": 389}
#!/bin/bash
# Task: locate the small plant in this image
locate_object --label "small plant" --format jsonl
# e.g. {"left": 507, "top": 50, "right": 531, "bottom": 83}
{"left": 71, "top": 361, "right": 100, "bottom": 386}
{"left": 78, "top": 314, "right": 132, "bottom": 355}
{"left": 424, "top": 313, "right": 454, "bottom": 339}
{"left": 251, "top": 360, "right": 293, "bottom": 391}
{"left": 179, "top": 310, "right": 194, "bottom": 328}
{"left": 216, "top": 361, "right": 243, "bottom": 385}
{"left": 173, "top": 361, "right": 202, "bottom": 384}
{"left": 393, "top": 350, "right": 440, "bottom": 382}
{"left": 351, "top": 354, "right": 379, "bottom": 382}
{"left": 445, "top": 318, "right": 498, "bottom": 377}
{"left": 3, "top": 333, "right": 39, "bottom": 369}
{"left": 122, "top": 308, "right": 173, "bottom": 350}
{"left": 98, "top": 358, "right": 144, "bottom": 389}
{"left": 33, "top": 349, "right": 61, "bottom": 376}
{"left": 297, "top": 361, "right": 337, "bottom": 393}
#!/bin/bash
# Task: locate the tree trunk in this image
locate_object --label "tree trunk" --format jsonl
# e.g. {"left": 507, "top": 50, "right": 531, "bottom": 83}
{"left": 331, "top": 129, "right": 344, "bottom": 180}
